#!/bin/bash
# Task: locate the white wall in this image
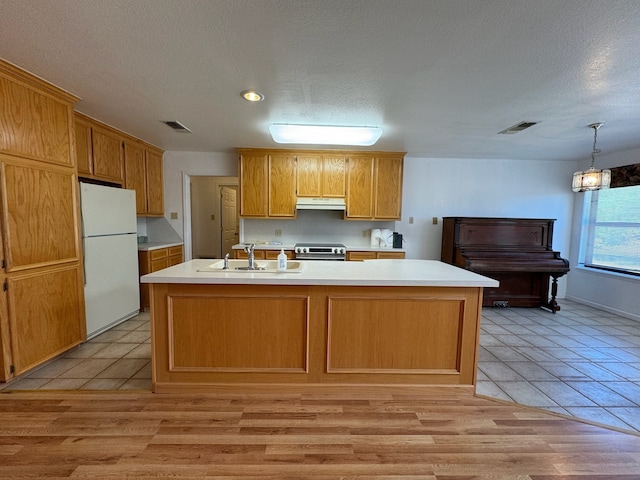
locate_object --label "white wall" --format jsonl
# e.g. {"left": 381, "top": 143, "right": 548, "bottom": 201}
{"left": 566, "top": 148, "right": 640, "bottom": 320}
{"left": 162, "top": 151, "right": 237, "bottom": 239}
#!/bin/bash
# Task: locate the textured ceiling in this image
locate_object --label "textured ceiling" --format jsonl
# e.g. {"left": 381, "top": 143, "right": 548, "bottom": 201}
{"left": 1, "top": 0, "right": 640, "bottom": 161}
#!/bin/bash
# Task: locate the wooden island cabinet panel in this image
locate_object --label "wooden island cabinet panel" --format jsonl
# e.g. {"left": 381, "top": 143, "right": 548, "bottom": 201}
{"left": 149, "top": 283, "right": 483, "bottom": 391}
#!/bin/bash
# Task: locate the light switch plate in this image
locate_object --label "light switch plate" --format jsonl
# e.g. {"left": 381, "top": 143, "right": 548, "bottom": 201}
{"left": 170, "top": 212, "right": 178, "bottom": 220}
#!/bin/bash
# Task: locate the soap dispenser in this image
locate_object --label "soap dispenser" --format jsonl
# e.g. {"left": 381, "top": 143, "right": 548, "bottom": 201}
{"left": 277, "top": 249, "right": 287, "bottom": 271}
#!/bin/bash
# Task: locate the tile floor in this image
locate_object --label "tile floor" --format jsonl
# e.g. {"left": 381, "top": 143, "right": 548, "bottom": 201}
{"left": 0, "top": 310, "right": 152, "bottom": 391}
{"left": 2, "top": 299, "right": 639, "bottom": 434}
{"left": 476, "top": 299, "right": 640, "bottom": 434}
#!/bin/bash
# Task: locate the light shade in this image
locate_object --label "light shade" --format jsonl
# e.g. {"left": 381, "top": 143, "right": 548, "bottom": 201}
{"left": 572, "top": 166, "right": 611, "bottom": 192}
{"left": 269, "top": 124, "right": 382, "bottom": 146}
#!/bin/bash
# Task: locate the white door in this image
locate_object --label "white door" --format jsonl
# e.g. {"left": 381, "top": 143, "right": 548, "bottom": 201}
{"left": 221, "top": 186, "right": 238, "bottom": 257}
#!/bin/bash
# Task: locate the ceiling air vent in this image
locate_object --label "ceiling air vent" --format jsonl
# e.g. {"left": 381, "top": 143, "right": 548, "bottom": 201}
{"left": 162, "top": 120, "right": 191, "bottom": 133}
{"left": 498, "top": 121, "right": 538, "bottom": 135}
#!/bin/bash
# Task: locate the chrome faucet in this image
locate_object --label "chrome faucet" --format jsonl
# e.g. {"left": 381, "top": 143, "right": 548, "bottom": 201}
{"left": 244, "top": 243, "right": 256, "bottom": 270}
{"left": 223, "top": 253, "right": 229, "bottom": 270}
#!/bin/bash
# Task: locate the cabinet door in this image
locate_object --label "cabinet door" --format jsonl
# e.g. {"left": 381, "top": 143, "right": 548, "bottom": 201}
{"left": 345, "top": 156, "right": 374, "bottom": 219}
{"left": 347, "top": 251, "right": 377, "bottom": 261}
{"left": 296, "top": 154, "right": 322, "bottom": 197}
{"left": 7, "top": 265, "right": 84, "bottom": 376}
{"left": 239, "top": 153, "right": 268, "bottom": 217}
{"left": 374, "top": 156, "right": 403, "bottom": 220}
{"left": 1, "top": 163, "right": 79, "bottom": 272}
{"left": 0, "top": 72, "right": 74, "bottom": 166}
{"left": 92, "top": 126, "right": 124, "bottom": 183}
{"left": 168, "top": 245, "right": 183, "bottom": 266}
{"left": 74, "top": 114, "right": 93, "bottom": 175}
{"left": 268, "top": 154, "right": 296, "bottom": 217}
{"left": 145, "top": 148, "right": 164, "bottom": 216}
{"left": 322, "top": 155, "right": 346, "bottom": 197}
{"left": 377, "top": 252, "right": 405, "bottom": 259}
{"left": 124, "top": 141, "right": 147, "bottom": 215}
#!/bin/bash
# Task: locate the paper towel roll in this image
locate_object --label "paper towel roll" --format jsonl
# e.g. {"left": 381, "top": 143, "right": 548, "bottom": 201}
{"left": 380, "top": 229, "right": 393, "bottom": 247}
{"left": 370, "top": 228, "right": 382, "bottom": 246}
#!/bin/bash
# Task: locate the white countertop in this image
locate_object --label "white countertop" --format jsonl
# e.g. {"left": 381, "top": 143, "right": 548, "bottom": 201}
{"left": 138, "top": 241, "right": 184, "bottom": 251}
{"left": 231, "top": 243, "right": 407, "bottom": 253}
{"left": 141, "top": 259, "right": 498, "bottom": 287}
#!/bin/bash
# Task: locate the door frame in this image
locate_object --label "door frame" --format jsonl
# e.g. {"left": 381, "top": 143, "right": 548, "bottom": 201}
{"left": 182, "top": 174, "right": 239, "bottom": 261}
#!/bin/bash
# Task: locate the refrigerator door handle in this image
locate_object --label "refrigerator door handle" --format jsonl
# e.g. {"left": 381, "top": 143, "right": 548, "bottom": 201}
{"left": 82, "top": 237, "right": 87, "bottom": 286}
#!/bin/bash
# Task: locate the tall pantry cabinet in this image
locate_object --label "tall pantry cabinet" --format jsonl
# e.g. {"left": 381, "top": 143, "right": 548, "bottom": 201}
{"left": 0, "top": 60, "right": 86, "bottom": 381}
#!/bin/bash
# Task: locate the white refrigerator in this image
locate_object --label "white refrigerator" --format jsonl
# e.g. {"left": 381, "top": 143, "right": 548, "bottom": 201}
{"left": 80, "top": 183, "right": 140, "bottom": 338}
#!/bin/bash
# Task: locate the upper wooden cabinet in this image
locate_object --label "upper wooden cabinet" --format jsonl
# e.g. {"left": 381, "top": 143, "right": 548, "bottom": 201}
{"left": 123, "top": 140, "right": 164, "bottom": 216}
{"left": 373, "top": 155, "right": 404, "bottom": 220}
{"left": 238, "top": 151, "right": 296, "bottom": 218}
{"left": 296, "top": 154, "right": 346, "bottom": 198}
{"left": 0, "top": 62, "right": 76, "bottom": 167}
{"left": 238, "top": 148, "right": 403, "bottom": 220}
{"left": 145, "top": 147, "right": 164, "bottom": 216}
{"left": 74, "top": 112, "right": 124, "bottom": 184}
{"left": 345, "top": 154, "right": 403, "bottom": 220}
{"left": 268, "top": 153, "right": 296, "bottom": 217}
{"left": 239, "top": 151, "right": 268, "bottom": 217}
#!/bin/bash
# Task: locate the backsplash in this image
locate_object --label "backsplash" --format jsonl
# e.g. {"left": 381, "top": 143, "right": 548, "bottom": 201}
{"left": 241, "top": 209, "right": 396, "bottom": 247}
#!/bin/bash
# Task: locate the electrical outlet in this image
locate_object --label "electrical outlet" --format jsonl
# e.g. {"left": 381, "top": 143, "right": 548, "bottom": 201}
{"left": 409, "top": 216, "right": 414, "bottom": 224}
{"left": 275, "top": 229, "right": 282, "bottom": 237}
{"left": 362, "top": 229, "right": 368, "bottom": 237}
{"left": 170, "top": 212, "right": 178, "bottom": 220}
{"left": 432, "top": 217, "right": 438, "bottom": 225}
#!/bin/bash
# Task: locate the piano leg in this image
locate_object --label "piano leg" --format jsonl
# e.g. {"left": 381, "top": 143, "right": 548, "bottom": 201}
{"left": 542, "top": 275, "right": 561, "bottom": 313}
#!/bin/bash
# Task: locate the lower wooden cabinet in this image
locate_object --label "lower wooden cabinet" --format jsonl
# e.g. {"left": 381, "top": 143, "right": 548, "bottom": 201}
{"left": 138, "top": 245, "right": 183, "bottom": 309}
{"left": 347, "top": 251, "right": 406, "bottom": 261}
{"left": 234, "top": 250, "right": 294, "bottom": 260}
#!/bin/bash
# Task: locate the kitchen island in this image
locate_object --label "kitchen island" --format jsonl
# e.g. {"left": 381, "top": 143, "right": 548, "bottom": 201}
{"left": 142, "top": 259, "right": 498, "bottom": 393}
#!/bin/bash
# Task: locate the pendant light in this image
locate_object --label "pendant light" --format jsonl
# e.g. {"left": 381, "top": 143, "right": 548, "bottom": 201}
{"left": 572, "top": 122, "right": 611, "bottom": 192}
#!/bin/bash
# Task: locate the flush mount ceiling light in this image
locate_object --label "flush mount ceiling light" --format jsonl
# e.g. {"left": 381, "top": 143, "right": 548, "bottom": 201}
{"left": 241, "top": 90, "right": 264, "bottom": 102}
{"left": 572, "top": 122, "right": 611, "bottom": 192}
{"left": 269, "top": 124, "right": 382, "bottom": 146}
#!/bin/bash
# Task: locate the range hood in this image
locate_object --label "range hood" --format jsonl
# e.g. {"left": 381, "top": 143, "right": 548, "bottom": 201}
{"left": 295, "top": 197, "right": 346, "bottom": 210}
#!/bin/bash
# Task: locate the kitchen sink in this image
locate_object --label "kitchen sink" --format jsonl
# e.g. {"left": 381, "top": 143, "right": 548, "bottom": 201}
{"left": 197, "top": 259, "right": 304, "bottom": 273}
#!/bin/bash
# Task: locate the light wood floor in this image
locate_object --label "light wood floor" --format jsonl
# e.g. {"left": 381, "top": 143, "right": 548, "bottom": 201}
{"left": 1, "top": 387, "right": 639, "bottom": 478}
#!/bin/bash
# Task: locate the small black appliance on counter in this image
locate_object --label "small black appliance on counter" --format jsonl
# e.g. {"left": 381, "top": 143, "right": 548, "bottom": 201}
{"left": 392, "top": 232, "right": 403, "bottom": 248}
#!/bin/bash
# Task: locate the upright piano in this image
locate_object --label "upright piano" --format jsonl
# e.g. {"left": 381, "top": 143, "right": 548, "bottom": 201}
{"left": 441, "top": 217, "right": 570, "bottom": 312}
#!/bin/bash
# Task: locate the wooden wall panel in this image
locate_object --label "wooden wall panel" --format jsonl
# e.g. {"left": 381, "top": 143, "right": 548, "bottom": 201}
{"left": 327, "top": 296, "right": 463, "bottom": 373}
{"left": 7, "top": 265, "right": 85, "bottom": 375}
{"left": 0, "top": 74, "right": 74, "bottom": 166}
{"left": 1, "top": 162, "right": 79, "bottom": 271}
{"left": 167, "top": 294, "right": 309, "bottom": 372}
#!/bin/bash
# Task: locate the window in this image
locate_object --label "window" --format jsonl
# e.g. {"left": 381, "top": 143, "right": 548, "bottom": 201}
{"left": 581, "top": 185, "right": 640, "bottom": 275}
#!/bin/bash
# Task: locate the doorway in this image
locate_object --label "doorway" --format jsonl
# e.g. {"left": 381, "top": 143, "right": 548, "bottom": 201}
{"left": 189, "top": 176, "right": 239, "bottom": 259}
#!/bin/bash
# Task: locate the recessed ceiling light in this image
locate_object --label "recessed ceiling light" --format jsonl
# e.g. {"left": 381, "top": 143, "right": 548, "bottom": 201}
{"left": 241, "top": 90, "right": 264, "bottom": 102}
{"left": 269, "top": 124, "right": 382, "bottom": 146}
